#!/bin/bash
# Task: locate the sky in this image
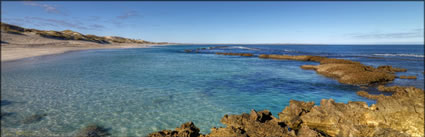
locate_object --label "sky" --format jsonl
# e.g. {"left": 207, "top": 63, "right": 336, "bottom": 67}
{"left": 1, "top": 1, "right": 424, "bottom": 44}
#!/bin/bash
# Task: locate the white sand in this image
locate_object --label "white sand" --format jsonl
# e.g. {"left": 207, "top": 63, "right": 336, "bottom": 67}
{"left": 1, "top": 32, "right": 161, "bottom": 62}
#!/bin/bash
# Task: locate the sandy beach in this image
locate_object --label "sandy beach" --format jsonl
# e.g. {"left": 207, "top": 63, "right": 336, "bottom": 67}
{"left": 1, "top": 32, "right": 160, "bottom": 62}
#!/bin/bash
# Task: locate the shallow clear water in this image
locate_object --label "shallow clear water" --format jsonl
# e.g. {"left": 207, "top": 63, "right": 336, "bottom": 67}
{"left": 1, "top": 45, "right": 424, "bottom": 136}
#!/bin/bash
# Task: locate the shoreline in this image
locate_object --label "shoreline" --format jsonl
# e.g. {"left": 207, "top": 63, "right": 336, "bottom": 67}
{"left": 1, "top": 44, "right": 173, "bottom": 62}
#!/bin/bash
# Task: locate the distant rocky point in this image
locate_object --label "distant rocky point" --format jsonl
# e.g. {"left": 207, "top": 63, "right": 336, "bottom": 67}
{"left": 1, "top": 22, "right": 167, "bottom": 44}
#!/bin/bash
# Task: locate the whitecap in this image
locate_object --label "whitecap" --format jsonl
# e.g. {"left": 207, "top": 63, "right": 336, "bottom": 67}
{"left": 373, "top": 53, "right": 425, "bottom": 58}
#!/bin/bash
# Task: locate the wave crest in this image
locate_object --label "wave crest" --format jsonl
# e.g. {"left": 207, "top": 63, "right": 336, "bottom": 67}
{"left": 373, "top": 53, "right": 424, "bottom": 58}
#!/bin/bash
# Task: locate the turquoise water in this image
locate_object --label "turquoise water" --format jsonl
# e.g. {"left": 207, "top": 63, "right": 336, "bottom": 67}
{"left": 1, "top": 45, "right": 424, "bottom": 136}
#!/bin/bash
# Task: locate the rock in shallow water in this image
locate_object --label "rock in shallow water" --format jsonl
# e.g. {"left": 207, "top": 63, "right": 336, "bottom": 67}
{"left": 148, "top": 86, "right": 424, "bottom": 137}
{"left": 399, "top": 75, "right": 417, "bottom": 79}
{"left": 75, "top": 124, "right": 110, "bottom": 137}
{"left": 22, "top": 113, "right": 47, "bottom": 124}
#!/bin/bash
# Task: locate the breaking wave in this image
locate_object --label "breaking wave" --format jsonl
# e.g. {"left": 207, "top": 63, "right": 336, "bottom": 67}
{"left": 373, "top": 53, "right": 424, "bottom": 58}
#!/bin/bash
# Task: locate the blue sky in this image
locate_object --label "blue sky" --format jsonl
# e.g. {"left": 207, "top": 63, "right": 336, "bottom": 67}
{"left": 2, "top": 1, "right": 424, "bottom": 44}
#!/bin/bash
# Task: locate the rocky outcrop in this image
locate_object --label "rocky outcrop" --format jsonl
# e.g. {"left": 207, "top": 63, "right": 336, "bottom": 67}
{"left": 148, "top": 86, "right": 424, "bottom": 137}
{"left": 258, "top": 54, "right": 327, "bottom": 62}
{"left": 376, "top": 65, "right": 407, "bottom": 73}
{"left": 75, "top": 124, "right": 110, "bottom": 137}
{"left": 301, "top": 63, "right": 396, "bottom": 85}
{"left": 148, "top": 122, "right": 201, "bottom": 137}
{"left": 399, "top": 75, "right": 417, "bottom": 79}
{"left": 215, "top": 52, "right": 253, "bottom": 57}
{"left": 355, "top": 86, "right": 424, "bottom": 136}
{"left": 184, "top": 49, "right": 409, "bottom": 85}
{"left": 256, "top": 54, "right": 407, "bottom": 85}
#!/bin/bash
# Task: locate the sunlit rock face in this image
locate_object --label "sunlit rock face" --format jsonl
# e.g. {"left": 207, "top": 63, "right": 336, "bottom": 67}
{"left": 148, "top": 86, "right": 424, "bottom": 137}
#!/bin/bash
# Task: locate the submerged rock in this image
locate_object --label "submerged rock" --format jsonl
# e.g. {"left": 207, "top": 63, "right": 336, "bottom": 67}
{"left": 399, "top": 75, "right": 417, "bottom": 79}
{"left": 0, "top": 112, "right": 15, "bottom": 119}
{"left": 215, "top": 52, "right": 253, "bottom": 57}
{"left": 22, "top": 113, "right": 47, "bottom": 124}
{"left": 148, "top": 86, "right": 424, "bottom": 137}
{"left": 75, "top": 124, "right": 110, "bottom": 137}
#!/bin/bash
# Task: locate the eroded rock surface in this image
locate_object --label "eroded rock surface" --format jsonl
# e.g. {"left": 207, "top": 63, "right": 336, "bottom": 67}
{"left": 148, "top": 122, "right": 200, "bottom": 137}
{"left": 149, "top": 86, "right": 424, "bottom": 137}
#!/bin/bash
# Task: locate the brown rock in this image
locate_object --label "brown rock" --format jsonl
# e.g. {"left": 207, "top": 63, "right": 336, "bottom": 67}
{"left": 319, "top": 58, "right": 361, "bottom": 65}
{"left": 300, "top": 65, "right": 317, "bottom": 70}
{"left": 148, "top": 122, "right": 200, "bottom": 137}
{"left": 258, "top": 54, "right": 326, "bottom": 62}
{"left": 278, "top": 100, "right": 314, "bottom": 129}
{"left": 296, "top": 124, "right": 323, "bottom": 137}
{"left": 376, "top": 65, "right": 407, "bottom": 73}
{"left": 148, "top": 86, "right": 423, "bottom": 137}
{"left": 399, "top": 75, "right": 417, "bottom": 79}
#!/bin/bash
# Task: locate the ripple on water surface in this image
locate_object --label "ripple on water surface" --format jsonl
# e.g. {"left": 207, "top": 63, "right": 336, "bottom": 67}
{"left": 1, "top": 45, "right": 423, "bottom": 136}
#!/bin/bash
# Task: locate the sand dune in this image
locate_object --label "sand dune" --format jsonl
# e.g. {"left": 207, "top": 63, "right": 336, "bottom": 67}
{"left": 1, "top": 32, "right": 159, "bottom": 62}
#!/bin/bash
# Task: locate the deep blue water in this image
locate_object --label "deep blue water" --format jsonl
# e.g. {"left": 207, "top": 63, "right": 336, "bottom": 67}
{"left": 1, "top": 44, "right": 424, "bottom": 136}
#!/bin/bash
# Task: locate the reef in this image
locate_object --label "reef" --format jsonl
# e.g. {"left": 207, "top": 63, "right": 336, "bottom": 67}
{"left": 399, "top": 75, "right": 417, "bottom": 79}
{"left": 193, "top": 51, "right": 408, "bottom": 85}
{"left": 148, "top": 86, "right": 424, "bottom": 137}
{"left": 257, "top": 54, "right": 405, "bottom": 85}
{"left": 215, "top": 52, "right": 253, "bottom": 57}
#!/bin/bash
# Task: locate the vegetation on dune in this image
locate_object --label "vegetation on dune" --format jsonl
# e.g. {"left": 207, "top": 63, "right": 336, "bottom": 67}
{"left": 1, "top": 22, "right": 162, "bottom": 44}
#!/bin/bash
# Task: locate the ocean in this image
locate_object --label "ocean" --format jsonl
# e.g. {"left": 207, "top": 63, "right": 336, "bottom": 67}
{"left": 1, "top": 44, "right": 424, "bottom": 136}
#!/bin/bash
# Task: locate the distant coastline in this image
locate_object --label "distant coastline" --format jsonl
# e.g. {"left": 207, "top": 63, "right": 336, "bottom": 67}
{"left": 0, "top": 23, "right": 171, "bottom": 62}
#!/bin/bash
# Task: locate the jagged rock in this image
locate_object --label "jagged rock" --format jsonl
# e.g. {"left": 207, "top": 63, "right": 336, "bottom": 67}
{"left": 208, "top": 126, "right": 248, "bottom": 137}
{"left": 75, "top": 124, "right": 110, "bottom": 137}
{"left": 278, "top": 100, "right": 314, "bottom": 129}
{"left": 217, "top": 109, "right": 295, "bottom": 137}
{"left": 399, "top": 75, "right": 417, "bottom": 79}
{"left": 22, "top": 113, "right": 47, "bottom": 124}
{"left": 358, "top": 86, "right": 424, "bottom": 136}
{"left": 296, "top": 124, "right": 324, "bottom": 137}
{"left": 148, "top": 122, "right": 200, "bottom": 137}
{"left": 149, "top": 86, "right": 423, "bottom": 137}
